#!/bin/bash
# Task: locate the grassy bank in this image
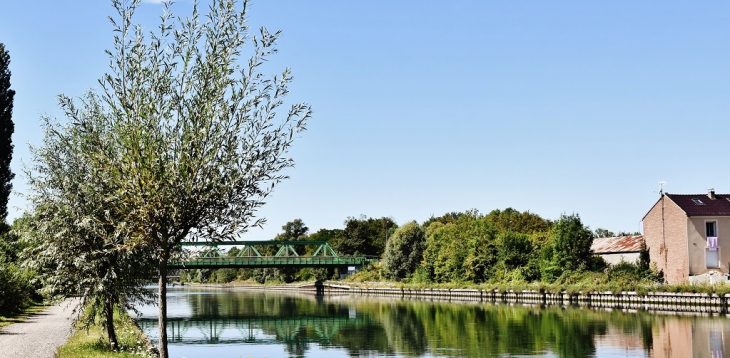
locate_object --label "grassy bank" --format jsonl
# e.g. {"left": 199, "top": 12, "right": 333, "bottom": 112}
{"left": 57, "top": 308, "right": 157, "bottom": 358}
{"left": 0, "top": 301, "right": 48, "bottom": 330}
{"left": 182, "top": 273, "right": 730, "bottom": 296}
{"left": 340, "top": 274, "right": 730, "bottom": 297}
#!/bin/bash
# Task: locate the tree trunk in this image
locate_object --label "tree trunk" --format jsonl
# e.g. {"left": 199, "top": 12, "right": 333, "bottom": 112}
{"left": 104, "top": 296, "right": 119, "bottom": 351}
{"left": 158, "top": 259, "right": 169, "bottom": 358}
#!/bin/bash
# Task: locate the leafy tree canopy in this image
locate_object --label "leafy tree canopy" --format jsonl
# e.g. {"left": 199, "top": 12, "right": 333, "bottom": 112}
{"left": 383, "top": 221, "right": 425, "bottom": 281}
{"left": 330, "top": 216, "right": 397, "bottom": 257}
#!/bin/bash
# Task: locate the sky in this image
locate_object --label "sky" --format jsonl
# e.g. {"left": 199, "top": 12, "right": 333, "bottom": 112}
{"left": 1, "top": 1, "right": 729, "bottom": 240}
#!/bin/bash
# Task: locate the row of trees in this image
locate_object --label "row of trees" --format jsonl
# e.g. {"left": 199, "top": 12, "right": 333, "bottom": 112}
{"left": 397, "top": 209, "right": 654, "bottom": 285}
{"left": 192, "top": 207, "right": 656, "bottom": 288}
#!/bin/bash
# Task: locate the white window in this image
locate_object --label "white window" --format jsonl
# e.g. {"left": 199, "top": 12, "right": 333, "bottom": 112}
{"left": 706, "top": 248, "right": 720, "bottom": 268}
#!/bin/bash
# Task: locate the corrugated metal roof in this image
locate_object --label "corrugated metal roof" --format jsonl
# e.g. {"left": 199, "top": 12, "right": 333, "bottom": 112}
{"left": 591, "top": 235, "right": 644, "bottom": 254}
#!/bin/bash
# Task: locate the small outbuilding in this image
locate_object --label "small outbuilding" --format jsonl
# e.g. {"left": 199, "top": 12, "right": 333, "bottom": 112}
{"left": 590, "top": 235, "right": 644, "bottom": 265}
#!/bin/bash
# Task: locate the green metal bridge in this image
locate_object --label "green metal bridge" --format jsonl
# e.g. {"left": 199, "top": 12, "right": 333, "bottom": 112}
{"left": 169, "top": 241, "right": 376, "bottom": 269}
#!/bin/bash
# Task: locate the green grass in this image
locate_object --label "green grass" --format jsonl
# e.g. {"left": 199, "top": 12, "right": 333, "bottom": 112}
{"left": 57, "top": 308, "right": 157, "bottom": 358}
{"left": 0, "top": 301, "right": 49, "bottom": 330}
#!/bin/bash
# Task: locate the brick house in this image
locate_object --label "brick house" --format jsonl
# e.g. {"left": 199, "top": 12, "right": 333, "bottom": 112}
{"left": 643, "top": 190, "right": 730, "bottom": 284}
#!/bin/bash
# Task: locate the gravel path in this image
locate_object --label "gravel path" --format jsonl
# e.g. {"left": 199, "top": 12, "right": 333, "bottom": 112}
{"left": 0, "top": 298, "right": 80, "bottom": 358}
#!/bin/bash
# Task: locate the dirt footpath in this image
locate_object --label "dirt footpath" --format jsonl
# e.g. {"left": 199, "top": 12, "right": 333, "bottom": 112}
{"left": 0, "top": 298, "right": 80, "bottom": 358}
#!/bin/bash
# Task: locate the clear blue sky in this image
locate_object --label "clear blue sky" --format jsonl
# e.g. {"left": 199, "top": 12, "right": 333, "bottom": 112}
{"left": 1, "top": 1, "right": 729, "bottom": 240}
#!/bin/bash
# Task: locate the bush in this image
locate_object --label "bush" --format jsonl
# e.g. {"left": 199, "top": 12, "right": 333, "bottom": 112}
{"left": 0, "top": 258, "right": 38, "bottom": 315}
{"left": 498, "top": 232, "right": 534, "bottom": 270}
{"left": 382, "top": 222, "right": 425, "bottom": 281}
{"left": 215, "top": 269, "right": 238, "bottom": 283}
{"left": 541, "top": 214, "right": 593, "bottom": 281}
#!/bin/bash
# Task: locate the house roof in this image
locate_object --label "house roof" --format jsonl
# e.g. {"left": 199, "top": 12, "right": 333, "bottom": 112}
{"left": 666, "top": 193, "right": 730, "bottom": 216}
{"left": 591, "top": 235, "right": 644, "bottom": 254}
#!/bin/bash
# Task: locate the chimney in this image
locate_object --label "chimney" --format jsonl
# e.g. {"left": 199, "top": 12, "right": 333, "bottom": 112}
{"left": 708, "top": 188, "right": 716, "bottom": 200}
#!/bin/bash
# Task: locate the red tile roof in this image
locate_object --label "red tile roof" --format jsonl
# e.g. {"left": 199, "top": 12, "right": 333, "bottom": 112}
{"left": 666, "top": 193, "right": 730, "bottom": 216}
{"left": 591, "top": 235, "right": 644, "bottom": 254}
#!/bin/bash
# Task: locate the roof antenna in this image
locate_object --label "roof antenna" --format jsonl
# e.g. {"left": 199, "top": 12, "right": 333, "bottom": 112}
{"left": 659, "top": 181, "right": 667, "bottom": 195}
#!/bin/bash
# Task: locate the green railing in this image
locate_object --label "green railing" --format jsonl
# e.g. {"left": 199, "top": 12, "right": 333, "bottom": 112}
{"left": 169, "top": 240, "right": 377, "bottom": 269}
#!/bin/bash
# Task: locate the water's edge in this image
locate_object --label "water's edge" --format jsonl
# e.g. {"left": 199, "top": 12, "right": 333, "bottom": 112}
{"left": 180, "top": 283, "right": 730, "bottom": 315}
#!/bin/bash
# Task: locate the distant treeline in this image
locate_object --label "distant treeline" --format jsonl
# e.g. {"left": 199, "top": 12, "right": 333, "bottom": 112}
{"left": 180, "top": 208, "right": 655, "bottom": 287}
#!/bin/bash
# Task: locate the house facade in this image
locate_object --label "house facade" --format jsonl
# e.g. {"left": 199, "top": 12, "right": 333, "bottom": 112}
{"left": 643, "top": 190, "right": 730, "bottom": 284}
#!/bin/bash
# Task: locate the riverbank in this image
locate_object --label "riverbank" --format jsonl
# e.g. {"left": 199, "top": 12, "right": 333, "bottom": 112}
{"left": 184, "top": 280, "right": 730, "bottom": 314}
{"left": 56, "top": 307, "right": 158, "bottom": 358}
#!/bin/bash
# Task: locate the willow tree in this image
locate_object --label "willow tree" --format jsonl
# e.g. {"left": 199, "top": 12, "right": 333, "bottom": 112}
{"left": 85, "top": 1, "right": 310, "bottom": 356}
{"left": 24, "top": 100, "right": 156, "bottom": 351}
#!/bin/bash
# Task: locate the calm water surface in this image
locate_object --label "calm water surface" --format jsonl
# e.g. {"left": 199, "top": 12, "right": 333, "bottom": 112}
{"left": 134, "top": 287, "right": 730, "bottom": 358}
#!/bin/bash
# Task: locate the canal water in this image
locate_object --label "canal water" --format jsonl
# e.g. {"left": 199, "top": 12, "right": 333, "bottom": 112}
{"left": 134, "top": 287, "right": 730, "bottom": 358}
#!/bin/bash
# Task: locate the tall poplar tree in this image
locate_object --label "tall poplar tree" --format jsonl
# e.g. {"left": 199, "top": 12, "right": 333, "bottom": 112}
{"left": 0, "top": 43, "right": 15, "bottom": 224}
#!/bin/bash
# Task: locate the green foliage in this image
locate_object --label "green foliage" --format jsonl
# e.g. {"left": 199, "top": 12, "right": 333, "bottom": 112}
{"left": 279, "top": 219, "right": 309, "bottom": 241}
{"left": 24, "top": 101, "right": 157, "bottom": 350}
{"left": 422, "top": 212, "right": 464, "bottom": 227}
{"left": 498, "top": 232, "right": 534, "bottom": 270}
{"left": 237, "top": 269, "right": 254, "bottom": 281}
{"left": 274, "top": 219, "right": 310, "bottom": 281}
{"left": 252, "top": 268, "right": 280, "bottom": 284}
{"left": 215, "top": 269, "right": 238, "bottom": 283}
{"left": 462, "top": 220, "right": 499, "bottom": 283}
{"left": 496, "top": 231, "right": 541, "bottom": 282}
{"left": 0, "top": 43, "right": 14, "bottom": 222}
{"left": 348, "top": 262, "right": 383, "bottom": 282}
{"left": 638, "top": 242, "right": 650, "bottom": 272}
{"left": 593, "top": 228, "right": 615, "bottom": 238}
{"left": 57, "top": 306, "right": 156, "bottom": 358}
{"left": 589, "top": 255, "right": 608, "bottom": 272}
{"left": 295, "top": 267, "right": 330, "bottom": 282}
{"left": 422, "top": 213, "right": 499, "bottom": 283}
{"left": 48, "top": 0, "right": 311, "bottom": 355}
{"left": 0, "top": 256, "right": 37, "bottom": 315}
{"left": 330, "top": 216, "right": 397, "bottom": 257}
{"left": 422, "top": 222, "right": 462, "bottom": 283}
{"left": 0, "top": 217, "right": 42, "bottom": 315}
{"left": 485, "top": 208, "right": 551, "bottom": 235}
{"left": 541, "top": 214, "right": 593, "bottom": 282}
{"left": 382, "top": 222, "right": 426, "bottom": 281}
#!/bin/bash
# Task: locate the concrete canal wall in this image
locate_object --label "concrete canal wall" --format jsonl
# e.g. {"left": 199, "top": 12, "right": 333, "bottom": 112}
{"left": 340, "top": 286, "right": 730, "bottom": 314}
{"left": 191, "top": 283, "right": 730, "bottom": 314}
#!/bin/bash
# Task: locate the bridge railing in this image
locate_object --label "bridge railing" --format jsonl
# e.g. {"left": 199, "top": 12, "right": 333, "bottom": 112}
{"left": 169, "top": 256, "right": 377, "bottom": 269}
{"left": 171, "top": 241, "right": 377, "bottom": 269}
{"left": 180, "top": 240, "right": 342, "bottom": 258}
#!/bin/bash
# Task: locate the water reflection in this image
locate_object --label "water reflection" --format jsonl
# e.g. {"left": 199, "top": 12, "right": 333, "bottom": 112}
{"left": 134, "top": 288, "right": 730, "bottom": 358}
{"left": 649, "top": 316, "right": 730, "bottom": 358}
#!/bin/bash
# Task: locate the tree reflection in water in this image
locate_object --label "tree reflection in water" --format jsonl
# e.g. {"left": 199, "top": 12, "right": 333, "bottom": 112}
{"left": 134, "top": 288, "right": 730, "bottom": 358}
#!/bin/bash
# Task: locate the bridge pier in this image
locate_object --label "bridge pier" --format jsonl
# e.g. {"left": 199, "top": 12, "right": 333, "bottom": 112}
{"left": 315, "top": 280, "right": 324, "bottom": 296}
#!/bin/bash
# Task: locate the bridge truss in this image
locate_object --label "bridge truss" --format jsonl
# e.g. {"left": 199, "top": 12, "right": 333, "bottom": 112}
{"left": 169, "top": 241, "right": 376, "bottom": 269}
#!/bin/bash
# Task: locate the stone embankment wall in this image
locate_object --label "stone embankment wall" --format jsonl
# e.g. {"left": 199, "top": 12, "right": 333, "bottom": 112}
{"left": 340, "top": 287, "right": 730, "bottom": 314}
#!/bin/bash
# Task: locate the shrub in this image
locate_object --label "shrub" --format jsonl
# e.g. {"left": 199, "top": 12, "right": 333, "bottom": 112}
{"left": 383, "top": 222, "right": 426, "bottom": 281}
{"left": 0, "top": 258, "right": 38, "bottom": 314}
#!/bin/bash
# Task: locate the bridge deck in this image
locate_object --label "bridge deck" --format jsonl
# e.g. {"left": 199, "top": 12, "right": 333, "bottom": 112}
{"left": 169, "top": 256, "right": 374, "bottom": 269}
